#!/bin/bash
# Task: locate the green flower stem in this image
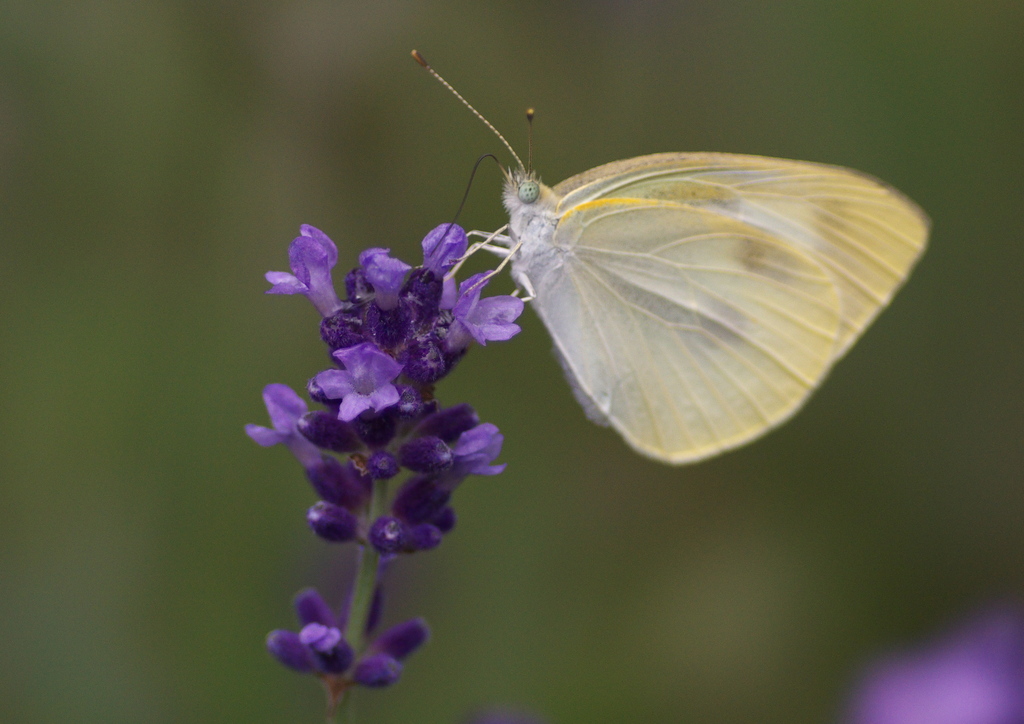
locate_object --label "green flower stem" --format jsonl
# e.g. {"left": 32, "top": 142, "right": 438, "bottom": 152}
{"left": 333, "top": 478, "right": 390, "bottom": 723}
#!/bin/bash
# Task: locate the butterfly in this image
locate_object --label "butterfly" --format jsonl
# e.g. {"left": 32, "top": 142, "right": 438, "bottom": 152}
{"left": 415, "top": 52, "right": 930, "bottom": 465}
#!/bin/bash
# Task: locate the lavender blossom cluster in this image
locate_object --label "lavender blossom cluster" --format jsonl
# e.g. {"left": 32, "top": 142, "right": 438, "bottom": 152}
{"left": 247, "top": 223, "right": 523, "bottom": 702}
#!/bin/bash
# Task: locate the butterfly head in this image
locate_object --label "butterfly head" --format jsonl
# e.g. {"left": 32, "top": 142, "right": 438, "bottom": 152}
{"left": 503, "top": 167, "right": 554, "bottom": 210}
{"left": 502, "top": 167, "right": 559, "bottom": 247}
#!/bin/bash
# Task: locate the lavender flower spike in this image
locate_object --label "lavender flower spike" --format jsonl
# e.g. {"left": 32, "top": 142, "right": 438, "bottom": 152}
{"left": 313, "top": 343, "right": 404, "bottom": 422}
{"left": 446, "top": 273, "right": 524, "bottom": 352}
{"left": 265, "top": 225, "right": 344, "bottom": 317}
{"left": 844, "top": 608, "right": 1024, "bottom": 724}
{"left": 360, "top": 248, "right": 411, "bottom": 311}
{"left": 421, "top": 223, "right": 467, "bottom": 275}
{"left": 245, "top": 383, "right": 322, "bottom": 469}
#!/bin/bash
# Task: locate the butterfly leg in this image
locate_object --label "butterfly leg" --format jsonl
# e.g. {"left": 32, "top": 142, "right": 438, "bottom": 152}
{"left": 510, "top": 268, "right": 536, "bottom": 302}
{"left": 467, "top": 229, "right": 514, "bottom": 247}
{"left": 465, "top": 230, "right": 514, "bottom": 256}
{"left": 449, "top": 226, "right": 510, "bottom": 275}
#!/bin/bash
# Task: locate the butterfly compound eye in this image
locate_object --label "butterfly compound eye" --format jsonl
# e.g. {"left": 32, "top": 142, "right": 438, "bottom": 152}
{"left": 517, "top": 180, "right": 540, "bottom": 204}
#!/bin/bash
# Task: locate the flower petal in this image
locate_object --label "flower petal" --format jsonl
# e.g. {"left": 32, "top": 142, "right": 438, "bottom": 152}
{"left": 339, "top": 393, "right": 373, "bottom": 422}
{"left": 360, "top": 248, "right": 411, "bottom": 311}
{"left": 245, "top": 424, "right": 286, "bottom": 447}
{"left": 294, "top": 588, "right": 337, "bottom": 628}
{"left": 312, "top": 369, "right": 356, "bottom": 400}
{"left": 421, "top": 223, "right": 467, "bottom": 274}
{"left": 263, "top": 383, "right": 308, "bottom": 432}
{"left": 264, "top": 271, "right": 308, "bottom": 295}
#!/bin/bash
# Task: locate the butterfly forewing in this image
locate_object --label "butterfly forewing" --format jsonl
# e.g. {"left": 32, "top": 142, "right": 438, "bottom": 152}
{"left": 554, "top": 153, "right": 930, "bottom": 359}
{"left": 537, "top": 198, "right": 842, "bottom": 463}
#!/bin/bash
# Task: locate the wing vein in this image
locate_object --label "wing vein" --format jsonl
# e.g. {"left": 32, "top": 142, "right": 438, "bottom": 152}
{"left": 578, "top": 264, "right": 716, "bottom": 447}
{"left": 572, "top": 261, "right": 678, "bottom": 452}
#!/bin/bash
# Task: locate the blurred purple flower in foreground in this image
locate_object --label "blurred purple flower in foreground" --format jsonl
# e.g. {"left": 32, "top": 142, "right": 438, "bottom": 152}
{"left": 844, "top": 609, "right": 1024, "bottom": 724}
{"left": 464, "top": 709, "right": 548, "bottom": 724}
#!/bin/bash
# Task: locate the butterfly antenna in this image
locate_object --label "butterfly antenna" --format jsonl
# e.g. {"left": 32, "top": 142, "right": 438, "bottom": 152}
{"left": 526, "top": 108, "right": 535, "bottom": 173}
{"left": 451, "top": 153, "right": 501, "bottom": 220}
{"left": 412, "top": 50, "right": 525, "bottom": 171}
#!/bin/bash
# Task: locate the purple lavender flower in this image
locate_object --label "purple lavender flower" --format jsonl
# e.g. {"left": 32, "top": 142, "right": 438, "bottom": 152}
{"left": 267, "top": 588, "right": 354, "bottom": 675}
{"left": 399, "top": 436, "right": 454, "bottom": 474}
{"left": 265, "top": 225, "right": 344, "bottom": 317}
{"left": 443, "top": 423, "right": 506, "bottom": 483}
{"left": 366, "top": 450, "right": 400, "bottom": 480}
{"left": 421, "top": 223, "right": 467, "bottom": 275}
{"left": 409, "top": 523, "right": 443, "bottom": 550}
{"left": 300, "top": 623, "right": 343, "bottom": 653}
{"left": 391, "top": 475, "right": 452, "bottom": 526}
{"left": 297, "top": 410, "right": 361, "bottom": 453}
{"left": 256, "top": 222, "right": 522, "bottom": 714}
{"left": 360, "top": 248, "right": 411, "bottom": 311}
{"left": 313, "top": 343, "right": 404, "bottom": 422}
{"left": 370, "top": 618, "right": 430, "bottom": 660}
{"left": 306, "top": 457, "right": 371, "bottom": 511}
{"left": 368, "top": 516, "right": 408, "bottom": 555}
{"left": 294, "top": 588, "right": 337, "bottom": 628}
{"left": 266, "top": 630, "right": 315, "bottom": 672}
{"left": 844, "top": 609, "right": 1024, "bottom": 724}
{"left": 413, "top": 403, "right": 480, "bottom": 443}
{"left": 307, "top": 501, "right": 359, "bottom": 542}
{"left": 352, "top": 654, "right": 403, "bottom": 687}
{"left": 245, "top": 383, "right": 322, "bottom": 470}
{"left": 445, "top": 273, "right": 524, "bottom": 352}
{"left": 350, "top": 618, "right": 430, "bottom": 688}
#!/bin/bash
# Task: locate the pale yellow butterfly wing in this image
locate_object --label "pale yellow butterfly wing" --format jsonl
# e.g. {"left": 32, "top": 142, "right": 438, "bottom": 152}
{"left": 555, "top": 152, "right": 930, "bottom": 358}
{"left": 533, "top": 198, "right": 842, "bottom": 463}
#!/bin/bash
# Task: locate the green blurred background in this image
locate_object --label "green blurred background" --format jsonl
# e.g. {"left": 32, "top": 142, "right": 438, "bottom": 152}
{"left": 1, "top": 1, "right": 1022, "bottom": 722}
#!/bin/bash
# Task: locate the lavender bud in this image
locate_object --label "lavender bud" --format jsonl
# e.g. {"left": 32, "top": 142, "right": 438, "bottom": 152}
{"left": 266, "top": 630, "right": 314, "bottom": 672}
{"left": 393, "top": 385, "right": 426, "bottom": 419}
{"left": 307, "top": 501, "right": 358, "bottom": 542}
{"left": 294, "top": 588, "right": 336, "bottom": 627}
{"left": 392, "top": 476, "right": 450, "bottom": 525}
{"left": 399, "top": 436, "right": 453, "bottom": 474}
{"left": 369, "top": 516, "right": 407, "bottom": 554}
{"left": 353, "top": 654, "right": 402, "bottom": 687}
{"left": 299, "top": 625, "right": 354, "bottom": 674}
{"left": 365, "top": 303, "right": 413, "bottom": 350}
{"left": 410, "top": 523, "right": 442, "bottom": 551}
{"left": 401, "top": 268, "right": 443, "bottom": 326}
{"left": 367, "top": 450, "right": 399, "bottom": 480}
{"left": 373, "top": 618, "right": 430, "bottom": 660}
{"left": 305, "top": 458, "right": 370, "bottom": 510}
{"left": 306, "top": 375, "right": 332, "bottom": 405}
{"left": 414, "top": 403, "right": 480, "bottom": 442}
{"left": 298, "top": 411, "right": 362, "bottom": 453}
{"left": 400, "top": 336, "right": 449, "bottom": 384}
{"left": 354, "top": 413, "right": 397, "bottom": 449}
{"left": 433, "top": 506, "right": 456, "bottom": 533}
{"left": 320, "top": 306, "right": 365, "bottom": 350}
